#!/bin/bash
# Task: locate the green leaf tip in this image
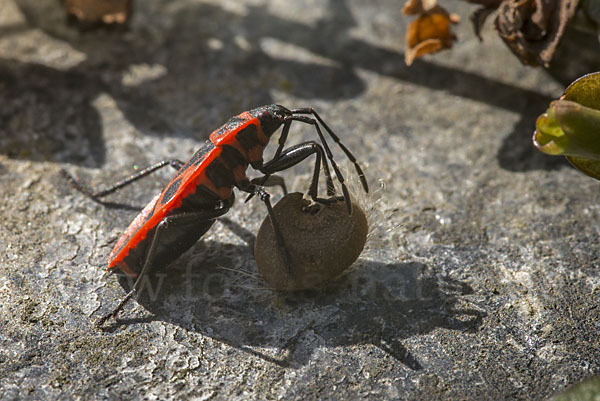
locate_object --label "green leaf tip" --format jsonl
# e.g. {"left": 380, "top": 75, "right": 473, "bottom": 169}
{"left": 533, "top": 72, "right": 600, "bottom": 180}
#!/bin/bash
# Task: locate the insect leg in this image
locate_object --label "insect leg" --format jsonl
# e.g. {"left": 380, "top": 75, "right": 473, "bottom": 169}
{"left": 250, "top": 175, "right": 288, "bottom": 195}
{"left": 95, "top": 206, "right": 229, "bottom": 328}
{"left": 263, "top": 140, "right": 352, "bottom": 213}
{"left": 291, "top": 108, "right": 369, "bottom": 193}
{"left": 238, "top": 182, "right": 293, "bottom": 274}
{"left": 262, "top": 142, "right": 326, "bottom": 200}
{"left": 288, "top": 116, "right": 352, "bottom": 212}
{"left": 246, "top": 141, "right": 337, "bottom": 209}
{"left": 62, "top": 159, "right": 185, "bottom": 200}
{"left": 272, "top": 119, "right": 292, "bottom": 161}
{"left": 262, "top": 118, "right": 336, "bottom": 196}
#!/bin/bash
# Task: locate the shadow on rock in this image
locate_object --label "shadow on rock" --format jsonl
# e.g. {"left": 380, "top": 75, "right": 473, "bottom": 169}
{"left": 547, "top": 28, "right": 600, "bottom": 88}
{"left": 4, "top": 0, "right": 365, "bottom": 167}
{"left": 5, "top": 0, "right": 586, "bottom": 173}
{"left": 0, "top": 58, "right": 105, "bottom": 166}
{"left": 111, "top": 238, "right": 483, "bottom": 370}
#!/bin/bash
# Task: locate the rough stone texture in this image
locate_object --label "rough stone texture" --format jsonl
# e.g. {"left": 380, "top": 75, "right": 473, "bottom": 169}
{"left": 1, "top": 0, "right": 600, "bottom": 400}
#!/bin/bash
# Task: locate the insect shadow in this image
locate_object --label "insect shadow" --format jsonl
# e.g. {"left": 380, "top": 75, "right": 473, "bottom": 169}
{"left": 111, "top": 232, "right": 484, "bottom": 370}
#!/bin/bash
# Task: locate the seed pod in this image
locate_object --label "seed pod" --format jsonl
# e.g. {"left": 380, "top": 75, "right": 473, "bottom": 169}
{"left": 254, "top": 192, "right": 368, "bottom": 291}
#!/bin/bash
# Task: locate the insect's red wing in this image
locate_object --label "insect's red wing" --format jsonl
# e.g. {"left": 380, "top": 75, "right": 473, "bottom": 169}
{"left": 107, "top": 192, "right": 161, "bottom": 276}
{"left": 107, "top": 111, "right": 260, "bottom": 274}
{"left": 107, "top": 143, "right": 222, "bottom": 273}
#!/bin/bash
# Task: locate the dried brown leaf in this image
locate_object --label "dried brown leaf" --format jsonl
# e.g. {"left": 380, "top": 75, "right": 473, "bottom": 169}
{"left": 495, "top": 0, "right": 580, "bottom": 66}
{"left": 64, "top": 0, "right": 132, "bottom": 25}
{"left": 405, "top": 6, "right": 459, "bottom": 65}
{"left": 403, "top": 0, "right": 439, "bottom": 15}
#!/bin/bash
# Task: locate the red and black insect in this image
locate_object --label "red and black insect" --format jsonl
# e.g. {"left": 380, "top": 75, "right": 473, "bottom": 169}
{"left": 63, "top": 104, "right": 368, "bottom": 327}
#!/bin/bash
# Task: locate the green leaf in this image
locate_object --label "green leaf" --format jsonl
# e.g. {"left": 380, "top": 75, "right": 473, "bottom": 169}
{"left": 533, "top": 72, "right": 600, "bottom": 180}
{"left": 566, "top": 156, "right": 600, "bottom": 180}
{"left": 534, "top": 100, "right": 600, "bottom": 158}
{"left": 564, "top": 72, "right": 600, "bottom": 109}
{"left": 534, "top": 105, "right": 571, "bottom": 156}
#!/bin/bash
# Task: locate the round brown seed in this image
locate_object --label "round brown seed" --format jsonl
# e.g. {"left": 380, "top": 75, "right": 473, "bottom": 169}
{"left": 254, "top": 192, "right": 368, "bottom": 291}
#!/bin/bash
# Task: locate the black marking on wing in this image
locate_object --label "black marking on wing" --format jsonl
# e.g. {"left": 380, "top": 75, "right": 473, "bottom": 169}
{"left": 161, "top": 177, "right": 182, "bottom": 205}
{"left": 180, "top": 185, "right": 224, "bottom": 211}
{"left": 215, "top": 116, "right": 246, "bottom": 137}
{"left": 236, "top": 124, "right": 259, "bottom": 150}
{"left": 220, "top": 145, "right": 248, "bottom": 169}
{"left": 174, "top": 140, "right": 216, "bottom": 179}
{"left": 205, "top": 160, "right": 235, "bottom": 188}
{"left": 191, "top": 140, "right": 215, "bottom": 165}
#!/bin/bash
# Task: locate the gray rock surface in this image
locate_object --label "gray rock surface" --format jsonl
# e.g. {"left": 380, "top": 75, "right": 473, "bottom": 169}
{"left": 1, "top": 0, "right": 600, "bottom": 399}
